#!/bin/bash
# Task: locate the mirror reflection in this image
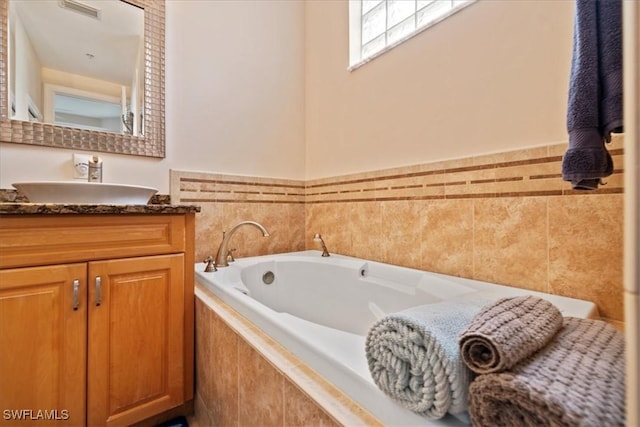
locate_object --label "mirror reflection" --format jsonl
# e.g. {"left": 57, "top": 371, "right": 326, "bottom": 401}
{"left": 8, "top": 0, "right": 144, "bottom": 135}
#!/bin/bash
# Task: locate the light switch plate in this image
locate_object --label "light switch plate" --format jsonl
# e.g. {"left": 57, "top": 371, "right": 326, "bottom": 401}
{"left": 73, "top": 154, "right": 91, "bottom": 180}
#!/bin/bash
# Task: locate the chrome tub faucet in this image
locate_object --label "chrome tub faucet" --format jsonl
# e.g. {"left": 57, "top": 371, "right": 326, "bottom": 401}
{"left": 214, "top": 221, "right": 270, "bottom": 268}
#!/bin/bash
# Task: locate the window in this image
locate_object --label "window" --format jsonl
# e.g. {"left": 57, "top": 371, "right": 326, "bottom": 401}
{"left": 349, "top": 0, "right": 475, "bottom": 69}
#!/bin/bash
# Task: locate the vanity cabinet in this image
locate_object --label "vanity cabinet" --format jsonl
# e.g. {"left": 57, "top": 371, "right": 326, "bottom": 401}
{"left": 0, "top": 213, "right": 195, "bottom": 426}
{"left": 0, "top": 263, "right": 87, "bottom": 425}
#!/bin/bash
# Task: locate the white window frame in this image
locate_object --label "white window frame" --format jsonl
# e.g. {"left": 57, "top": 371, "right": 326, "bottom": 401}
{"left": 349, "top": 0, "right": 476, "bottom": 70}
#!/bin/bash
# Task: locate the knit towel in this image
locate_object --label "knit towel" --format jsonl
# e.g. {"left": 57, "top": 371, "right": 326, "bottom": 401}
{"left": 365, "top": 300, "right": 487, "bottom": 419}
{"left": 458, "top": 295, "right": 563, "bottom": 374}
{"left": 468, "top": 317, "right": 626, "bottom": 427}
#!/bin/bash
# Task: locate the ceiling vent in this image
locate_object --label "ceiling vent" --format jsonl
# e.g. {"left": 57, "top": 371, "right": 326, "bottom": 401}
{"left": 59, "top": 0, "right": 101, "bottom": 20}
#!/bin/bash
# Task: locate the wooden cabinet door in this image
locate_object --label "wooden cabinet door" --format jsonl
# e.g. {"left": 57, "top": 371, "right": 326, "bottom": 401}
{"left": 0, "top": 264, "right": 87, "bottom": 426}
{"left": 87, "top": 254, "right": 185, "bottom": 427}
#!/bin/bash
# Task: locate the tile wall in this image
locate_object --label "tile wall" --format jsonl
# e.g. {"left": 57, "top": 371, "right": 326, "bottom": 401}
{"left": 170, "top": 171, "right": 306, "bottom": 263}
{"left": 194, "top": 288, "right": 382, "bottom": 426}
{"left": 172, "top": 135, "right": 625, "bottom": 324}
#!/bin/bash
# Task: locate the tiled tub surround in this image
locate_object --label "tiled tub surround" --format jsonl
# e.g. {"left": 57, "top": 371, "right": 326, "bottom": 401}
{"left": 177, "top": 137, "right": 624, "bottom": 426}
{"left": 172, "top": 135, "right": 625, "bottom": 325}
{"left": 170, "top": 171, "right": 306, "bottom": 264}
{"left": 304, "top": 135, "right": 625, "bottom": 325}
{"left": 195, "top": 286, "right": 381, "bottom": 427}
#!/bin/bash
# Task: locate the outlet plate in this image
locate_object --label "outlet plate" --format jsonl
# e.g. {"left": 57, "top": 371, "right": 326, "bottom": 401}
{"left": 73, "top": 154, "right": 91, "bottom": 180}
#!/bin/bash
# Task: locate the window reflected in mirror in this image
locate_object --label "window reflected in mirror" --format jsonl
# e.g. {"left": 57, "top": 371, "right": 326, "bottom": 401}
{"left": 53, "top": 92, "right": 121, "bottom": 133}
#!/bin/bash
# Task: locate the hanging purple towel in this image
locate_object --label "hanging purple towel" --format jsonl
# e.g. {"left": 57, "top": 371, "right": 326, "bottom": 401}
{"left": 562, "top": 0, "right": 622, "bottom": 190}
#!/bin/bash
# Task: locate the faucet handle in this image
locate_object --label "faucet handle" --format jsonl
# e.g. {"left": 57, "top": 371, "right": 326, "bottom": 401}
{"left": 227, "top": 248, "right": 237, "bottom": 263}
{"left": 203, "top": 256, "right": 217, "bottom": 272}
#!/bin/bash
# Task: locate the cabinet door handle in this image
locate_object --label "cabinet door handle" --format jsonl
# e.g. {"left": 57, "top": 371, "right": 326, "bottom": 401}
{"left": 72, "top": 279, "right": 80, "bottom": 310}
{"left": 95, "top": 276, "right": 102, "bottom": 306}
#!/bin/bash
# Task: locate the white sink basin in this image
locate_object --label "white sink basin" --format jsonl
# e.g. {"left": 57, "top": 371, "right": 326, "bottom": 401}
{"left": 12, "top": 181, "right": 158, "bottom": 204}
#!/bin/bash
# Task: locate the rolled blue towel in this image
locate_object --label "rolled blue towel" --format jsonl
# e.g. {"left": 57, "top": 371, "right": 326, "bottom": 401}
{"left": 365, "top": 300, "right": 486, "bottom": 419}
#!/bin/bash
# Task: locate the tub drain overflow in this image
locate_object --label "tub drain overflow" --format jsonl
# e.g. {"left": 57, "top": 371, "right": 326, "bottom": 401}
{"left": 262, "top": 271, "right": 275, "bottom": 285}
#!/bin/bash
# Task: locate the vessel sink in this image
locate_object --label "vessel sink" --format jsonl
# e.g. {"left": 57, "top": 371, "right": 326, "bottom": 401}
{"left": 12, "top": 181, "right": 158, "bottom": 204}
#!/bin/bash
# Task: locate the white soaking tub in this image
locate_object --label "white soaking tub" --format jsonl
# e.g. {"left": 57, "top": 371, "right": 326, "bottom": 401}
{"left": 195, "top": 250, "right": 599, "bottom": 426}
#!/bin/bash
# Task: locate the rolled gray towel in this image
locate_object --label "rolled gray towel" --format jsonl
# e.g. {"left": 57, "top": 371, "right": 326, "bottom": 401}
{"left": 365, "top": 300, "right": 486, "bottom": 419}
{"left": 458, "top": 295, "right": 563, "bottom": 374}
{"left": 468, "top": 317, "right": 625, "bottom": 427}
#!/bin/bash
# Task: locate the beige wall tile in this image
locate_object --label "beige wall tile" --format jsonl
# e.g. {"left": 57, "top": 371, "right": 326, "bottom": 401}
{"left": 306, "top": 203, "right": 338, "bottom": 249}
{"left": 602, "top": 170, "right": 625, "bottom": 188}
{"left": 548, "top": 194, "right": 624, "bottom": 320}
{"left": 195, "top": 299, "right": 240, "bottom": 427}
{"left": 194, "top": 203, "right": 227, "bottom": 262}
{"left": 442, "top": 156, "right": 475, "bottom": 170}
{"left": 420, "top": 199, "right": 474, "bottom": 278}
{"left": 495, "top": 161, "right": 561, "bottom": 182}
{"left": 349, "top": 202, "right": 384, "bottom": 262}
{"left": 194, "top": 391, "right": 214, "bottom": 427}
{"left": 474, "top": 197, "right": 548, "bottom": 292}
{"left": 211, "top": 311, "right": 239, "bottom": 426}
{"left": 284, "top": 380, "right": 341, "bottom": 427}
{"left": 195, "top": 299, "right": 215, "bottom": 407}
{"left": 548, "top": 142, "right": 568, "bottom": 157}
{"left": 380, "top": 201, "right": 422, "bottom": 269}
{"left": 306, "top": 202, "right": 353, "bottom": 255}
{"left": 486, "top": 146, "right": 550, "bottom": 164}
{"left": 327, "top": 203, "right": 354, "bottom": 256}
{"left": 287, "top": 204, "right": 307, "bottom": 252}
{"left": 238, "top": 340, "right": 284, "bottom": 426}
{"left": 422, "top": 182, "right": 446, "bottom": 198}
{"left": 608, "top": 133, "right": 624, "bottom": 150}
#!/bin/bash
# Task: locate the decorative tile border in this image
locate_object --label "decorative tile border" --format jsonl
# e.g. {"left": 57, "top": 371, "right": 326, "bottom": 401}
{"left": 305, "top": 141, "right": 624, "bottom": 204}
{"left": 172, "top": 136, "right": 625, "bottom": 206}
{"left": 171, "top": 170, "right": 305, "bottom": 204}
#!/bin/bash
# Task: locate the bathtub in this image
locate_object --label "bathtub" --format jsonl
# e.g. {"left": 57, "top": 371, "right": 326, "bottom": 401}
{"left": 195, "top": 250, "right": 599, "bottom": 426}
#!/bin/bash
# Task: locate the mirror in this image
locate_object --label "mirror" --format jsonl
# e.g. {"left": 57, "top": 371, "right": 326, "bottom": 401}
{"left": 0, "top": 0, "right": 165, "bottom": 158}
{"left": 10, "top": 0, "right": 144, "bottom": 135}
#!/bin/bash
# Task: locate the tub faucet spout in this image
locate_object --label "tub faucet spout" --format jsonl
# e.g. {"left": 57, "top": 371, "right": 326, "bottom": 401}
{"left": 215, "top": 221, "right": 270, "bottom": 267}
{"left": 313, "top": 233, "right": 330, "bottom": 257}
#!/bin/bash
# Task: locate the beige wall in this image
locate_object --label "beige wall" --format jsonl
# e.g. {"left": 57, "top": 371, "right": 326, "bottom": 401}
{"left": 166, "top": 0, "right": 306, "bottom": 182}
{"left": 0, "top": 0, "right": 306, "bottom": 192}
{"left": 304, "top": 0, "right": 575, "bottom": 179}
{"left": 1, "top": 0, "right": 577, "bottom": 190}
{"left": 10, "top": 11, "right": 42, "bottom": 119}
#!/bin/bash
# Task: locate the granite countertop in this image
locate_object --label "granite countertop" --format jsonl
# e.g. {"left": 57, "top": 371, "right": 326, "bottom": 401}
{"left": 0, "top": 203, "right": 201, "bottom": 215}
{"left": 0, "top": 190, "right": 200, "bottom": 215}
